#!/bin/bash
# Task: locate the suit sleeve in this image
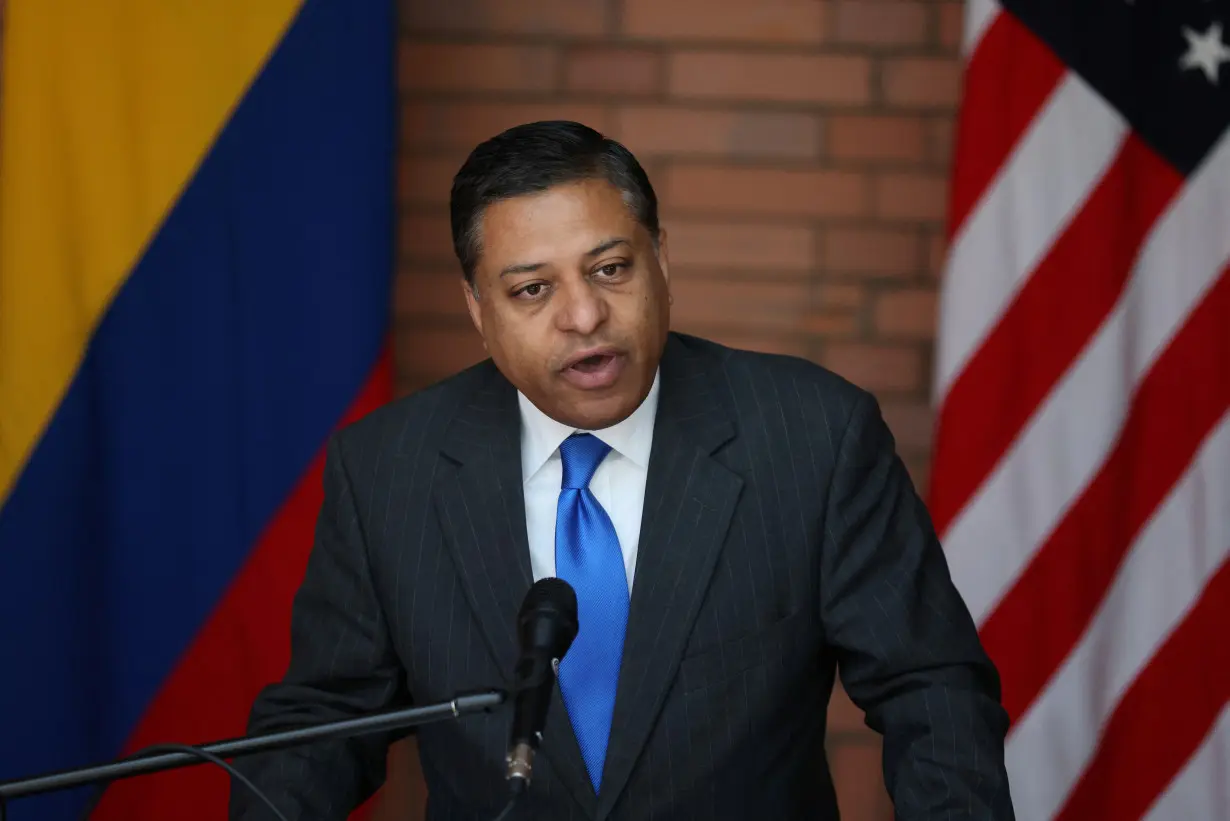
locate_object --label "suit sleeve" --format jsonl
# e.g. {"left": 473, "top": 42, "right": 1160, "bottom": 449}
{"left": 818, "top": 390, "right": 1016, "bottom": 820}
{"left": 229, "top": 432, "right": 406, "bottom": 821}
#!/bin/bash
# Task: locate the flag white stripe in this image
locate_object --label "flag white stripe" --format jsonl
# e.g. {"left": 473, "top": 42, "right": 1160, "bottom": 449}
{"left": 1003, "top": 410, "right": 1230, "bottom": 821}
{"left": 1141, "top": 704, "right": 1230, "bottom": 821}
{"left": 934, "top": 75, "right": 1126, "bottom": 406}
{"left": 963, "top": 0, "right": 1001, "bottom": 57}
{"left": 945, "top": 129, "right": 1230, "bottom": 625}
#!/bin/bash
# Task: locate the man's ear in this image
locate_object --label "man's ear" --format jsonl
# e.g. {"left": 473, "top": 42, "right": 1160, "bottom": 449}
{"left": 656, "top": 228, "right": 671, "bottom": 302}
{"left": 658, "top": 228, "right": 670, "bottom": 278}
{"left": 462, "top": 277, "right": 486, "bottom": 346}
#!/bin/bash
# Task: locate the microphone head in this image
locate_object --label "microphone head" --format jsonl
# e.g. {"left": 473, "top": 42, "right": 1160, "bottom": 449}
{"left": 517, "top": 577, "right": 579, "bottom": 661}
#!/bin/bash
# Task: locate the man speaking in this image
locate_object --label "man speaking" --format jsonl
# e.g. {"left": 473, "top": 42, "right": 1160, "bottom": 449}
{"left": 230, "top": 121, "right": 1015, "bottom": 820}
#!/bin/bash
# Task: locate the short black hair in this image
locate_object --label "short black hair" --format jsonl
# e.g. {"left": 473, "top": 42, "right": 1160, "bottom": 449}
{"left": 449, "top": 120, "right": 660, "bottom": 286}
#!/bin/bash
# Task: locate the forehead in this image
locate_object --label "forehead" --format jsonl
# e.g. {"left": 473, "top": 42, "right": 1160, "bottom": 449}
{"left": 476, "top": 179, "right": 639, "bottom": 267}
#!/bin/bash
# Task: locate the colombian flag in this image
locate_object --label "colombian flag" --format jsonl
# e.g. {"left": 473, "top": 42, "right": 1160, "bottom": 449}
{"left": 0, "top": 2, "right": 394, "bottom": 820}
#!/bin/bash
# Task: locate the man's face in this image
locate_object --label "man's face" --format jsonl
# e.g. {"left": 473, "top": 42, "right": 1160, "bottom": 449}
{"left": 462, "top": 178, "right": 671, "bottom": 430}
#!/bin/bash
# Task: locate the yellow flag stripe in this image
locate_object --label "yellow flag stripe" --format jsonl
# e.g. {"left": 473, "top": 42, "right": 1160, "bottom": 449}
{"left": 0, "top": 0, "right": 305, "bottom": 506}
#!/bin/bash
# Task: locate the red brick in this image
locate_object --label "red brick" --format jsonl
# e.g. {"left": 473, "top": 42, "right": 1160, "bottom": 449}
{"left": 938, "top": 1, "right": 966, "bottom": 50}
{"left": 395, "top": 268, "right": 468, "bottom": 319}
{"left": 399, "top": 43, "right": 558, "bottom": 93}
{"left": 874, "top": 172, "right": 950, "bottom": 222}
{"left": 879, "top": 399, "right": 936, "bottom": 454}
{"left": 665, "top": 221, "right": 816, "bottom": 271}
{"left": 929, "top": 117, "right": 955, "bottom": 166}
{"left": 668, "top": 277, "right": 810, "bottom": 330}
{"left": 399, "top": 155, "right": 464, "bottom": 206}
{"left": 874, "top": 287, "right": 937, "bottom": 339}
{"left": 927, "top": 231, "right": 949, "bottom": 279}
{"left": 401, "top": 0, "right": 609, "bottom": 35}
{"left": 828, "top": 115, "right": 928, "bottom": 163}
{"left": 828, "top": 738, "right": 894, "bottom": 821}
{"left": 821, "top": 343, "right": 922, "bottom": 392}
{"left": 614, "top": 107, "right": 821, "bottom": 160}
{"left": 816, "top": 282, "right": 866, "bottom": 312}
{"left": 664, "top": 165, "right": 869, "bottom": 218}
{"left": 402, "top": 102, "right": 613, "bottom": 150}
{"left": 882, "top": 57, "right": 963, "bottom": 108}
{"left": 396, "top": 324, "right": 488, "bottom": 382}
{"left": 622, "top": 0, "right": 826, "bottom": 45}
{"left": 400, "top": 214, "right": 456, "bottom": 265}
{"left": 833, "top": 0, "right": 929, "bottom": 46}
{"left": 824, "top": 227, "right": 919, "bottom": 277}
{"left": 669, "top": 52, "right": 871, "bottom": 104}
{"left": 801, "top": 312, "right": 861, "bottom": 337}
{"left": 565, "top": 48, "right": 662, "bottom": 95}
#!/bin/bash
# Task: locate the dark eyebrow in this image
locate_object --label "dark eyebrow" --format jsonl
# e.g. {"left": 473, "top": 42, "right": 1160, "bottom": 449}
{"left": 586, "top": 237, "right": 631, "bottom": 257}
{"left": 499, "top": 262, "right": 545, "bottom": 277}
{"left": 499, "top": 237, "right": 632, "bottom": 277}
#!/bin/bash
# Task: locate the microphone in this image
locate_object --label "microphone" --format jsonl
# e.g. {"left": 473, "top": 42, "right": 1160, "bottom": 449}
{"left": 505, "top": 577, "right": 579, "bottom": 793}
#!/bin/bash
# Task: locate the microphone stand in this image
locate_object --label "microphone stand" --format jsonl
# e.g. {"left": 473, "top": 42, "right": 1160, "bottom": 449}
{"left": 0, "top": 689, "right": 505, "bottom": 804}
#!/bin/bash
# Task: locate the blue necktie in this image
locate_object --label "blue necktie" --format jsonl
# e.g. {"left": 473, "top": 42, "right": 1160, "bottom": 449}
{"left": 554, "top": 433, "right": 629, "bottom": 793}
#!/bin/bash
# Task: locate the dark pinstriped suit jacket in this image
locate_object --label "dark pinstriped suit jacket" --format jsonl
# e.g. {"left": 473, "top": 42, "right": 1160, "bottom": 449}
{"left": 230, "top": 332, "right": 1015, "bottom": 821}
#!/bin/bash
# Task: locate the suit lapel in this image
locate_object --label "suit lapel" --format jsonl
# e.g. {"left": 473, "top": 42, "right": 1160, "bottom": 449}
{"left": 434, "top": 364, "right": 597, "bottom": 817}
{"left": 597, "top": 335, "right": 743, "bottom": 818}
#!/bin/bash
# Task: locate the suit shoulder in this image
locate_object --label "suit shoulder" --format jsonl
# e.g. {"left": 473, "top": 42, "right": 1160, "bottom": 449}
{"left": 330, "top": 357, "right": 496, "bottom": 459}
{"left": 677, "top": 332, "right": 874, "bottom": 412}
{"left": 676, "top": 333, "right": 887, "bottom": 468}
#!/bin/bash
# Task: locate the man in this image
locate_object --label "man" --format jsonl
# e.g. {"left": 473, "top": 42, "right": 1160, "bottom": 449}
{"left": 231, "top": 120, "right": 1014, "bottom": 820}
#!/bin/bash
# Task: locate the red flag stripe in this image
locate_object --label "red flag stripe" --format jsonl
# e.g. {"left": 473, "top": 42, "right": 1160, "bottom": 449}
{"left": 929, "top": 136, "right": 1183, "bottom": 536}
{"left": 980, "top": 264, "right": 1230, "bottom": 722}
{"left": 946, "top": 10, "right": 1067, "bottom": 243}
{"left": 1053, "top": 557, "right": 1230, "bottom": 821}
{"left": 1139, "top": 707, "right": 1230, "bottom": 820}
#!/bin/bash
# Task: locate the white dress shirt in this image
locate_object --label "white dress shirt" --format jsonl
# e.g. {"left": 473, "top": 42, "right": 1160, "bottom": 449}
{"left": 517, "top": 370, "right": 660, "bottom": 594}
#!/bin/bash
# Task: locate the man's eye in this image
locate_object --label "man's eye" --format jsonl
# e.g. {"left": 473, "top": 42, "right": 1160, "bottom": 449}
{"left": 597, "top": 263, "right": 624, "bottom": 277}
{"left": 515, "top": 283, "right": 545, "bottom": 298}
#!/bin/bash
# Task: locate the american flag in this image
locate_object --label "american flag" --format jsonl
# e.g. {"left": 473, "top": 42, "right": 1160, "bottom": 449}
{"left": 930, "top": 1, "right": 1230, "bottom": 819}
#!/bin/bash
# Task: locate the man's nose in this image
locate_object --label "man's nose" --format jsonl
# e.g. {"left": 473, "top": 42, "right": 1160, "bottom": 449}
{"left": 555, "top": 278, "right": 608, "bottom": 335}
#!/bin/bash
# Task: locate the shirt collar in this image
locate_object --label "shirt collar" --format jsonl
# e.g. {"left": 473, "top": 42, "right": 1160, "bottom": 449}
{"left": 517, "top": 369, "right": 661, "bottom": 483}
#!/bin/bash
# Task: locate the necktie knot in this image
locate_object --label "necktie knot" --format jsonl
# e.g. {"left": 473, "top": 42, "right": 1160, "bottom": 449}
{"left": 559, "top": 433, "right": 611, "bottom": 490}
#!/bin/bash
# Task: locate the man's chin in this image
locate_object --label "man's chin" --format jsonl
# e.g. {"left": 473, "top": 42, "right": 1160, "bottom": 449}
{"left": 550, "top": 385, "right": 643, "bottom": 430}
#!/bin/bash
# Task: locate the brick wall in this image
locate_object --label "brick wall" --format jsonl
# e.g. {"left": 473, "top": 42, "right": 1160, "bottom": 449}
{"left": 392, "top": 1, "right": 964, "bottom": 819}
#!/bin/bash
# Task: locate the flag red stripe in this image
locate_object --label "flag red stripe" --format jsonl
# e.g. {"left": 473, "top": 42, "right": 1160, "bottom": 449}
{"left": 930, "top": 136, "right": 1182, "bottom": 537}
{"left": 980, "top": 265, "right": 1230, "bottom": 722}
{"left": 946, "top": 11, "right": 1067, "bottom": 241}
{"left": 1053, "top": 557, "right": 1230, "bottom": 821}
{"left": 89, "top": 348, "right": 392, "bottom": 821}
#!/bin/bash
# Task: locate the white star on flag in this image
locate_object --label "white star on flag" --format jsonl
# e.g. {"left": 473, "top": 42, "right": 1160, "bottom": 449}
{"left": 1180, "top": 21, "right": 1230, "bottom": 84}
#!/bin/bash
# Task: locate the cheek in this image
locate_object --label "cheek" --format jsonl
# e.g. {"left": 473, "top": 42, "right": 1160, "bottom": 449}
{"left": 486, "top": 311, "right": 548, "bottom": 370}
{"left": 630, "top": 279, "right": 669, "bottom": 325}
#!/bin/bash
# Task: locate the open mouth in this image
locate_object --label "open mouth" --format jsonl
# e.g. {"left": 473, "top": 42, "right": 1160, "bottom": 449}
{"left": 561, "top": 349, "right": 626, "bottom": 389}
{"left": 570, "top": 352, "right": 616, "bottom": 373}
